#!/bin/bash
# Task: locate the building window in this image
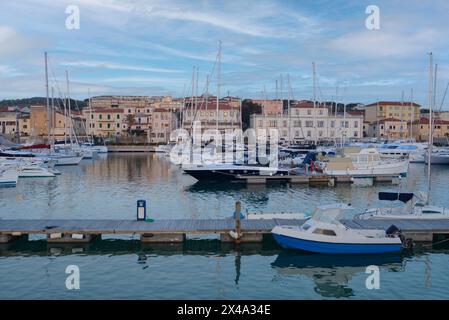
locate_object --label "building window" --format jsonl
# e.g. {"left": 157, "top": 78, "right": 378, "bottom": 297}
{"left": 116, "top": 123, "right": 120, "bottom": 128}
{"left": 305, "top": 121, "right": 313, "bottom": 127}
{"left": 258, "top": 120, "right": 263, "bottom": 127}
{"left": 317, "top": 121, "right": 324, "bottom": 127}
{"left": 283, "top": 120, "right": 287, "bottom": 127}
{"left": 354, "top": 131, "right": 358, "bottom": 137}
{"left": 99, "top": 123, "right": 102, "bottom": 128}
{"left": 307, "top": 131, "right": 311, "bottom": 137}
{"left": 331, "top": 121, "right": 335, "bottom": 128}
{"left": 107, "top": 123, "right": 111, "bottom": 129}
{"left": 293, "top": 120, "right": 301, "bottom": 127}
{"left": 354, "top": 121, "right": 358, "bottom": 128}
{"left": 282, "top": 130, "right": 287, "bottom": 137}
{"left": 107, "top": 114, "right": 111, "bottom": 120}
{"left": 307, "top": 109, "right": 312, "bottom": 115}
{"left": 117, "top": 114, "right": 120, "bottom": 119}
{"left": 99, "top": 114, "right": 102, "bottom": 120}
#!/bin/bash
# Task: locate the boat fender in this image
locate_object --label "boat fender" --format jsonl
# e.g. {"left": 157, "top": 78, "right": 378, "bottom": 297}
{"left": 229, "top": 230, "right": 242, "bottom": 240}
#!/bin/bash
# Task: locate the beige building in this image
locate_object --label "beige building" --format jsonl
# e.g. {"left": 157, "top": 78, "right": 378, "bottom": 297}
{"left": 364, "top": 101, "right": 420, "bottom": 124}
{"left": 367, "top": 118, "right": 410, "bottom": 140}
{"left": 250, "top": 101, "right": 363, "bottom": 142}
{"left": 0, "top": 112, "right": 31, "bottom": 136}
{"left": 150, "top": 108, "right": 178, "bottom": 143}
{"left": 182, "top": 102, "right": 242, "bottom": 134}
{"left": 413, "top": 117, "right": 449, "bottom": 141}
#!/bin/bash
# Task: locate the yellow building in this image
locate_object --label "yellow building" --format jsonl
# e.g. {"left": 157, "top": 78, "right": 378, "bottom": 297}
{"left": 85, "top": 108, "right": 125, "bottom": 137}
{"left": 413, "top": 117, "right": 449, "bottom": 141}
{"left": 364, "top": 101, "right": 420, "bottom": 124}
{"left": 29, "top": 105, "right": 84, "bottom": 139}
{"left": 0, "top": 111, "right": 31, "bottom": 137}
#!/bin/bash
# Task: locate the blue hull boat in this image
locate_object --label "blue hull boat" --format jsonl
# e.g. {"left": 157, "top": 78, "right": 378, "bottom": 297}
{"left": 273, "top": 233, "right": 402, "bottom": 255}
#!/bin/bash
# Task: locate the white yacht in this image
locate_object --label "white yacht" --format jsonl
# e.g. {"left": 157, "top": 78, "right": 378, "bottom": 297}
{"left": 313, "top": 148, "right": 409, "bottom": 177}
{"left": 425, "top": 147, "right": 449, "bottom": 165}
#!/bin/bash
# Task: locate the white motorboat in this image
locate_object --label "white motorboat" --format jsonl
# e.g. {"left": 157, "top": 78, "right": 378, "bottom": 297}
{"left": 0, "top": 167, "right": 19, "bottom": 187}
{"left": 81, "top": 142, "right": 108, "bottom": 154}
{"left": 313, "top": 148, "right": 409, "bottom": 177}
{"left": 271, "top": 204, "right": 405, "bottom": 254}
{"left": 378, "top": 142, "right": 427, "bottom": 163}
{"left": 425, "top": 147, "right": 449, "bottom": 165}
{"left": 356, "top": 192, "right": 449, "bottom": 220}
{"left": 246, "top": 212, "right": 307, "bottom": 220}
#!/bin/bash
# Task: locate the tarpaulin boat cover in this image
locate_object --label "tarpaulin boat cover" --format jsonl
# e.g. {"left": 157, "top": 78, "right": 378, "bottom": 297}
{"left": 378, "top": 192, "right": 414, "bottom": 203}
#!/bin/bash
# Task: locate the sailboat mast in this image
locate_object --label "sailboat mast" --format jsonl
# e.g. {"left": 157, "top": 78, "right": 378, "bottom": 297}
{"left": 287, "top": 74, "right": 291, "bottom": 145}
{"left": 312, "top": 62, "right": 317, "bottom": 145}
{"left": 426, "top": 52, "right": 433, "bottom": 204}
{"left": 44, "top": 52, "right": 50, "bottom": 144}
{"left": 51, "top": 87, "right": 55, "bottom": 147}
{"left": 65, "top": 70, "right": 73, "bottom": 145}
{"left": 216, "top": 40, "right": 221, "bottom": 133}
{"left": 401, "top": 90, "right": 404, "bottom": 140}
{"left": 410, "top": 89, "right": 413, "bottom": 142}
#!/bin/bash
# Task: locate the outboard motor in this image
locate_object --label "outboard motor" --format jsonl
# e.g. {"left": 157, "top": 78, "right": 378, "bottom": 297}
{"left": 386, "top": 224, "right": 413, "bottom": 249}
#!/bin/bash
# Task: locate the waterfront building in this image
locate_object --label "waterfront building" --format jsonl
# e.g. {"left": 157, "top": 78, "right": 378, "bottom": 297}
{"left": 0, "top": 111, "right": 30, "bottom": 136}
{"left": 182, "top": 102, "right": 242, "bottom": 135}
{"left": 249, "top": 99, "right": 283, "bottom": 115}
{"left": 29, "top": 105, "right": 84, "bottom": 139}
{"left": 364, "top": 101, "right": 420, "bottom": 124}
{"left": 149, "top": 108, "right": 178, "bottom": 143}
{"left": 250, "top": 101, "right": 363, "bottom": 142}
{"left": 412, "top": 117, "right": 449, "bottom": 141}
{"left": 85, "top": 108, "right": 125, "bottom": 137}
{"left": 366, "top": 118, "right": 410, "bottom": 140}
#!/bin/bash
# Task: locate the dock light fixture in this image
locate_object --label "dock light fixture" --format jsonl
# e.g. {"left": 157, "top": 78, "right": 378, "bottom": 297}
{"left": 137, "top": 200, "right": 146, "bottom": 221}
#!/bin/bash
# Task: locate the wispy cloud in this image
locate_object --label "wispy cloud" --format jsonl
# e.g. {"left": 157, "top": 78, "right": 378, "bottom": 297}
{"left": 59, "top": 60, "right": 182, "bottom": 73}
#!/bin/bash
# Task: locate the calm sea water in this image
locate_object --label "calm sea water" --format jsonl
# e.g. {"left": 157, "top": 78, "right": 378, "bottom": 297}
{"left": 1, "top": 154, "right": 449, "bottom": 299}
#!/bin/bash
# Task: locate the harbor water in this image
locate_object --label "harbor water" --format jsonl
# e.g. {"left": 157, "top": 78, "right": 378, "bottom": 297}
{"left": 1, "top": 153, "right": 449, "bottom": 299}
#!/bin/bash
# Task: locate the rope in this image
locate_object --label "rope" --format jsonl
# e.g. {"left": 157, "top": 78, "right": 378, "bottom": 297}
{"left": 422, "top": 236, "right": 449, "bottom": 247}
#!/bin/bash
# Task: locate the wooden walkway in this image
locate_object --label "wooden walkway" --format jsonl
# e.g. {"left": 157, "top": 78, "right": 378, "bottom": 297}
{"left": 1, "top": 218, "right": 449, "bottom": 244}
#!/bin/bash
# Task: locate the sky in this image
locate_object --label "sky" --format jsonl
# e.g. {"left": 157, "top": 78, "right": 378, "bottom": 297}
{"left": 0, "top": 0, "right": 449, "bottom": 108}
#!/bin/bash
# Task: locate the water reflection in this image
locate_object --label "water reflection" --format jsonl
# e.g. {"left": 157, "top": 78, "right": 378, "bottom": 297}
{"left": 271, "top": 251, "right": 404, "bottom": 298}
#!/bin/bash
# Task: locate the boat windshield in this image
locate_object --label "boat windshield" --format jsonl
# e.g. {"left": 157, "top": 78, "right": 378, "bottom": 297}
{"left": 311, "top": 204, "right": 355, "bottom": 224}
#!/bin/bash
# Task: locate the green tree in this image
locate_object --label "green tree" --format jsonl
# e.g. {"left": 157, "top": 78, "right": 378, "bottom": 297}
{"left": 241, "top": 99, "right": 262, "bottom": 130}
{"left": 125, "top": 114, "right": 135, "bottom": 135}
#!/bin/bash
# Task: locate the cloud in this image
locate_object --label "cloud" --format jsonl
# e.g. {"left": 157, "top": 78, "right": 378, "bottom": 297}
{"left": 0, "top": 25, "right": 42, "bottom": 58}
{"left": 59, "top": 60, "right": 182, "bottom": 73}
{"left": 329, "top": 28, "right": 442, "bottom": 58}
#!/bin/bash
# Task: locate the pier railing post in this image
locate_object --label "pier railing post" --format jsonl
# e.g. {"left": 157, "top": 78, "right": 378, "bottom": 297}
{"left": 235, "top": 201, "right": 241, "bottom": 244}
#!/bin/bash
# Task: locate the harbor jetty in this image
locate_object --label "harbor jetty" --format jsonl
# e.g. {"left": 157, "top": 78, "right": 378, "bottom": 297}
{"left": 1, "top": 203, "right": 449, "bottom": 244}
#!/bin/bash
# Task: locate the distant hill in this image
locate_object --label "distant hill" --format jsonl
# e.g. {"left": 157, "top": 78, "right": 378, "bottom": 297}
{"left": 0, "top": 97, "right": 87, "bottom": 109}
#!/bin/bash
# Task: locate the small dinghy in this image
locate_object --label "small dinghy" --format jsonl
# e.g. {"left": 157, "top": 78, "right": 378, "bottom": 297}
{"left": 271, "top": 204, "right": 406, "bottom": 254}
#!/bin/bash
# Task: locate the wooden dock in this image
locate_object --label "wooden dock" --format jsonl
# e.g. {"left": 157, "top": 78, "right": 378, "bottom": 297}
{"left": 237, "top": 173, "right": 401, "bottom": 185}
{"left": 1, "top": 217, "right": 449, "bottom": 244}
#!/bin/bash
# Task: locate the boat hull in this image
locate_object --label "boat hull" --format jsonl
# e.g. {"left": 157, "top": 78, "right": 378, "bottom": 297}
{"left": 272, "top": 233, "right": 401, "bottom": 254}
{"left": 184, "top": 168, "right": 289, "bottom": 182}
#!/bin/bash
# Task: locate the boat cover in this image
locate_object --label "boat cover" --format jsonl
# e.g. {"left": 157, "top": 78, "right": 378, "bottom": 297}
{"left": 378, "top": 192, "right": 414, "bottom": 203}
